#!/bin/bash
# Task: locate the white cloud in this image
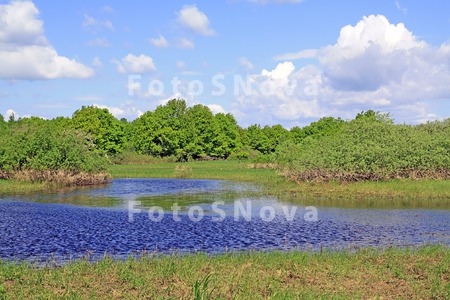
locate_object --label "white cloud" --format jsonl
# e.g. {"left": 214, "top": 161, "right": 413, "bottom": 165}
{"left": 234, "top": 15, "right": 450, "bottom": 126}
{"left": 93, "top": 104, "right": 125, "bottom": 118}
{"left": 149, "top": 35, "right": 169, "bottom": 48}
{"left": 0, "top": 1, "right": 94, "bottom": 80}
{"left": 207, "top": 104, "right": 226, "bottom": 114}
{"left": 176, "top": 37, "right": 195, "bottom": 49}
{"left": 176, "top": 5, "right": 215, "bottom": 36}
{"left": 239, "top": 57, "right": 254, "bottom": 71}
{"left": 320, "top": 15, "right": 427, "bottom": 91}
{"left": 234, "top": 62, "right": 322, "bottom": 125}
{"left": 82, "top": 14, "right": 114, "bottom": 32}
{"left": 5, "top": 109, "right": 18, "bottom": 120}
{"left": 113, "top": 54, "right": 156, "bottom": 74}
{"left": 93, "top": 103, "right": 143, "bottom": 119}
{"left": 86, "top": 37, "right": 111, "bottom": 47}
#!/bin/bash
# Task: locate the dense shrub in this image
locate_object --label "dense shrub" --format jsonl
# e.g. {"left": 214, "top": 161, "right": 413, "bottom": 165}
{"left": 0, "top": 119, "right": 109, "bottom": 185}
{"left": 276, "top": 115, "right": 450, "bottom": 182}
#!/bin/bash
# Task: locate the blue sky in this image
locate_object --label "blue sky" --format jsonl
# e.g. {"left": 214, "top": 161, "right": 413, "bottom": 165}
{"left": 1, "top": 0, "right": 449, "bottom": 127}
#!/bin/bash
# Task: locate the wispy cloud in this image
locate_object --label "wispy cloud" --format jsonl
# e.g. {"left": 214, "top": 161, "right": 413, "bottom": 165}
{"left": 274, "top": 49, "right": 318, "bottom": 61}
{"left": 176, "top": 37, "right": 195, "bottom": 49}
{"left": 86, "top": 37, "right": 111, "bottom": 47}
{"left": 82, "top": 14, "right": 114, "bottom": 32}
{"left": 395, "top": 0, "right": 407, "bottom": 14}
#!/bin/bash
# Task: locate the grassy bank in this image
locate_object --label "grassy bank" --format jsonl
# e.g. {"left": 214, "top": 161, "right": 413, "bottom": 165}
{"left": 0, "top": 179, "right": 58, "bottom": 194}
{"left": 1, "top": 245, "right": 449, "bottom": 299}
{"left": 109, "top": 161, "right": 450, "bottom": 208}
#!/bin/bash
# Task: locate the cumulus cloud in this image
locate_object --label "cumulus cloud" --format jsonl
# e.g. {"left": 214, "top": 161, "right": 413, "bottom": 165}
{"left": 176, "top": 5, "right": 215, "bottom": 36}
{"left": 93, "top": 102, "right": 143, "bottom": 119}
{"left": 113, "top": 54, "right": 156, "bottom": 74}
{"left": 234, "top": 62, "right": 323, "bottom": 125}
{"left": 5, "top": 109, "right": 18, "bottom": 120}
{"left": 320, "top": 15, "right": 427, "bottom": 91}
{"left": 237, "top": 15, "right": 450, "bottom": 125}
{"left": 207, "top": 104, "right": 226, "bottom": 114}
{"left": 0, "top": 1, "right": 94, "bottom": 80}
{"left": 149, "top": 35, "right": 169, "bottom": 48}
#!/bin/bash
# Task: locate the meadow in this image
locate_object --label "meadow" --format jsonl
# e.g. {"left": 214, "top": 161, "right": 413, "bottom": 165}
{"left": 0, "top": 245, "right": 449, "bottom": 299}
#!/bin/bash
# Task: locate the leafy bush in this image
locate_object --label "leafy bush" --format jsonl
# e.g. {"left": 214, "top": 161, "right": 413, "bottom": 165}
{"left": 0, "top": 119, "right": 109, "bottom": 184}
{"left": 276, "top": 114, "right": 450, "bottom": 182}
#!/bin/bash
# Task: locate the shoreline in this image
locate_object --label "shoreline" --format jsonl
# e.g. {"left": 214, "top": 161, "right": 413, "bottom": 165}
{"left": 1, "top": 161, "right": 449, "bottom": 207}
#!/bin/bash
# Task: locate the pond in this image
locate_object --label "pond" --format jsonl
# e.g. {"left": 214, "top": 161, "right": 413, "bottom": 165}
{"left": 0, "top": 178, "right": 449, "bottom": 261}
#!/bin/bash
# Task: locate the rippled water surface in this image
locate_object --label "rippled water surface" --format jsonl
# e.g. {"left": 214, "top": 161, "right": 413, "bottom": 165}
{"left": 0, "top": 179, "right": 449, "bottom": 261}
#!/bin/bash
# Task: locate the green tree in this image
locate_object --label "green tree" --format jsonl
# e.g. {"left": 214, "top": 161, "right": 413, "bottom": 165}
{"left": 213, "top": 113, "right": 242, "bottom": 158}
{"left": 246, "top": 124, "right": 271, "bottom": 154}
{"left": 290, "top": 117, "right": 345, "bottom": 144}
{"left": 131, "top": 111, "right": 163, "bottom": 156}
{"left": 184, "top": 104, "right": 218, "bottom": 158}
{"left": 262, "top": 124, "right": 289, "bottom": 153}
{"left": 72, "top": 106, "right": 126, "bottom": 155}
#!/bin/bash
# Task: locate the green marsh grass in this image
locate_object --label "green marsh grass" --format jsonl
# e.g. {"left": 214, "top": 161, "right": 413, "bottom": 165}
{"left": 0, "top": 245, "right": 449, "bottom": 299}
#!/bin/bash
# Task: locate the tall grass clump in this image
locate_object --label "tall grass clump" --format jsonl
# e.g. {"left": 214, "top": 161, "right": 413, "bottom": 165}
{"left": 0, "top": 118, "right": 110, "bottom": 186}
{"left": 173, "top": 164, "right": 193, "bottom": 178}
{"left": 276, "top": 113, "right": 450, "bottom": 182}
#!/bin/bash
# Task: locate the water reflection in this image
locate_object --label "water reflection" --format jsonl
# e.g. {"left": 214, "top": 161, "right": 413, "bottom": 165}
{"left": 0, "top": 178, "right": 449, "bottom": 261}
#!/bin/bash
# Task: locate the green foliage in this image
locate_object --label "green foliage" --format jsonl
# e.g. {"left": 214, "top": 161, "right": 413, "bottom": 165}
{"left": 246, "top": 124, "right": 271, "bottom": 154}
{"left": 290, "top": 116, "right": 345, "bottom": 144}
{"left": 72, "top": 106, "right": 126, "bottom": 155}
{"left": 277, "top": 113, "right": 450, "bottom": 181}
{"left": 212, "top": 113, "right": 242, "bottom": 158}
{"left": 131, "top": 99, "right": 241, "bottom": 160}
{"left": 0, "top": 118, "right": 108, "bottom": 176}
{"left": 0, "top": 114, "right": 6, "bottom": 128}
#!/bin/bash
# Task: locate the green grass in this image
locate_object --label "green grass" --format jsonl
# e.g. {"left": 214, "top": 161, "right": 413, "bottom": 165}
{"left": 109, "top": 161, "right": 450, "bottom": 208}
{"left": 0, "top": 179, "right": 56, "bottom": 194}
{"left": 1, "top": 245, "right": 449, "bottom": 299}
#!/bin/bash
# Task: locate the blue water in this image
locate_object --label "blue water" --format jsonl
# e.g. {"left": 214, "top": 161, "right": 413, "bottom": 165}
{"left": 0, "top": 179, "right": 449, "bottom": 261}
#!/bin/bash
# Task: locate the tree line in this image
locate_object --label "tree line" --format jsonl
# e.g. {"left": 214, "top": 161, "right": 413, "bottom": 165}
{"left": 1, "top": 99, "right": 449, "bottom": 184}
